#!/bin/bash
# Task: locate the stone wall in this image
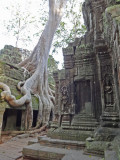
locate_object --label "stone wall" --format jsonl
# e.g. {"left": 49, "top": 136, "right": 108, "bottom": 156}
{"left": 50, "top": 0, "right": 120, "bottom": 143}
{"left": 0, "top": 46, "right": 39, "bottom": 135}
{"left": 0, "top": 45, "right": 31, "bottom": 64}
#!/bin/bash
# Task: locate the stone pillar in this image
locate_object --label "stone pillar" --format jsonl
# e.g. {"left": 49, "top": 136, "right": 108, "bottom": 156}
{"left": 0, "top": 103, "right": 6, "bottom": 141}
{"left": 97, "top": 48, "right": 119, "bottom": 128}
{"left": 52, "top": 72, "right": 60, "bottom": 128}
{"left": 93, "top": 0, "right": 106, "bottom": 41}
{"left": 21, "top": 110, "right": 26, "bottom": 131}
{"left": 60, "top": 46, "right": 76, "bottom": 127}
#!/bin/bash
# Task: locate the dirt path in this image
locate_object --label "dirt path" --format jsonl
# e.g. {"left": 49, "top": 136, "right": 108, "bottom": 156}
{"left": 0, "top": 135, "right": 36, "bottom": 160}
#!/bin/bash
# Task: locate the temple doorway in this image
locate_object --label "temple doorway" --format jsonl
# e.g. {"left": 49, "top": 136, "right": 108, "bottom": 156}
{"left": 75, "top": 80, "right": 91, "bottom": 114}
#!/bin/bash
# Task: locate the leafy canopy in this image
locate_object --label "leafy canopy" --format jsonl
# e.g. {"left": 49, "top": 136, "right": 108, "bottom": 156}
{"left": 3, "top": 0, "right": 86, "bottom": 51}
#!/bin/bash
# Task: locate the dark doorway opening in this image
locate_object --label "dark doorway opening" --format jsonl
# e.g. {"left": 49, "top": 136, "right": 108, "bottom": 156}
{"left": 2, "top": 109, "right": 22, "bottom": 131}
{"left": 49, "top": 109, "right": 53, "bottom": 121}
{"left": 16, "top": 110, "right": 22, "bottom": 130}
{"left": 32, "top": 110, "right": 38, "bottom": 127}
{"left": 75, "top": 80, "right": 91, "bottom": 114}
{"left": 2, "top": 109, "right": 8, "bottom": 131}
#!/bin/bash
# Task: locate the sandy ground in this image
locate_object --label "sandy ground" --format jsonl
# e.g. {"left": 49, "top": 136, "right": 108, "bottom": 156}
{"left": 0, "top": 135, "right": 13, "bottom": 144}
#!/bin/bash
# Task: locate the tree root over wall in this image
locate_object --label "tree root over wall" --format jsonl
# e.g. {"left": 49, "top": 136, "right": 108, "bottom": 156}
{"left": 0, "top": 81, "right": 54, "bottom": 130}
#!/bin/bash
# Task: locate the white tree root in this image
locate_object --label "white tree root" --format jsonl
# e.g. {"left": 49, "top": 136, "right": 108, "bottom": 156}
{"left": 2, "top": 124, "right": 47, "bottom": 135}
{"left": 0, "top": 80, "right": 54, "bottom": 130}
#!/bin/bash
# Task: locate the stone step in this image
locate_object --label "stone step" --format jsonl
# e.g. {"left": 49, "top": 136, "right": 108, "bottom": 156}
{"left": 62, "top": 154, "right": 103, "bottom": 160}
{"left": 84, "top": 149, "right": 104, "bottom": 157}
{"left": 72, "top": 117, "right": 98, "bottom": 121}
{"left": 71, "top": 121, "right": 99, "bottom": 126}
{"left": 72, "top": 117, "right": 98, "bottom": 122}
{"left": 28, "top": 139, "right": 38, "bottom": 145}
{"left": 85, "top": 140, "right": 110, "bottom": 158}
{"left": 57, "top": 121, "right": 98, "bottom": 130}
{"left": 73, "top": 114, "right": 95, "bottom": 118}
{"left": 62, "top": 125, "right": 96, "bottom": 131}
{"left": 23, "top": 143, "right": 101, "bottom": 160}
{"left": 47, "top": 128, "right": 94, "bottom": 141}
{"left": 38, "top": 136, "right": 85, "bottom": 150}
{"left": 49, "top": 121, "right": 59, "bottom": 128}
{"left": 73, "top": 116, "right": 96, "bottom": 120}
{"left": 73, "top": 114, "right": 96, "bottom": 118}
{"left": 73, "top": 116, "right": 98, "bottom": 120}
{"left": 105, "top": 150, "right": 118, "bottom": 160}
{"left": 23, "top": 143, "right": 67, "bottom": 160}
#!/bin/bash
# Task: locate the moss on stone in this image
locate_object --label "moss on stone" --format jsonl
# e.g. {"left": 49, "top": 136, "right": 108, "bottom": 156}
{"left": 106, "top": 4, "right": 120, "bottom": 18}
{"left": 0, "top": 45, "right": 22, "bottom": 64}
{"left": 0, "top": 89, "right": 3, "bottom": 102}
{"left": 16, "top": 94, "right": 23, "bottom": 100}
{"left": 59, "top": 69, "right": 65, "bottom": 79}
{"left": 86, "top": 140, "right": 110, "bottom": 151}
{"left": 0, "top": 60, "right": 6, "bottom": 65}
{"left": 78, "top": 44, "right": 86, "bottom": 48}
{"left": 107, "top": 5, "right": 120, "bottom": 12}
{"left": 32, "top": 96, "right": 39, "bottom": 110}
{"left": 115, "top": 16, "right": 120, "bottom": 24}
{"left": 0, "top": 53, "right": 39, "bottom": 111}
{"left": 103, "top": 13, "right": 109, "bottom": 37}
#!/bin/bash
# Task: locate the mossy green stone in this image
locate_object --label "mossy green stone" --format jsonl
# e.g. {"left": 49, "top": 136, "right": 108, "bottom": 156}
{"left": 32, "top": 96, "right": 39, "bottom": 110}
{"left": 106, "top": 4, "right": 120, "bottom": 18}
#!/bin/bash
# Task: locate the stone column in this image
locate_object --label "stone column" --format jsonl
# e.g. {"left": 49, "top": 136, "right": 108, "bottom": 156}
{"left": 59, "top": 74, "right": 70, "bottom": 127}
{"left": 98, "top": 49, "right": 119, "bottom": 127}
{"left": 52, "top": 72, "right": 60, "bottom": 128}
{"left": 0, "top": 102, "right": 6, "bottom": 141}
{"left": 60, "top": 46, "right": 75, "bottom": 127}
{"left": 93, "top": 0, "right": 106, "bottom": 41}
{"left": 21, "top": 110, "right": 26, "bottom": 131}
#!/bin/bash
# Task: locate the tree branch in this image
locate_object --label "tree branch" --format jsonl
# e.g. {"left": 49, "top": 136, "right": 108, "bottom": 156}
{"left": 49, "top": 0, "right": 55, "bottom": 16}
{"left": 55, "top": 0, "right": 68, "bottom": 20}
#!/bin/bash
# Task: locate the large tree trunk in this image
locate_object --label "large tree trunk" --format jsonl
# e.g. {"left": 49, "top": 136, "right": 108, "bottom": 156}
{"left": 0, "top": 0, "right": 67, "bottom": 130}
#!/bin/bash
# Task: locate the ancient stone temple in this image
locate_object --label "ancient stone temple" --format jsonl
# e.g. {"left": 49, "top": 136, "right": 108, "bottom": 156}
{"left": 21, "top": 0, "right": 120, "bottom": 159}
{"left": 0, "top": 45, "right": 39, "bottom": 135}
{"left": 48, "top": 0, "right": 120, "bottom": 142}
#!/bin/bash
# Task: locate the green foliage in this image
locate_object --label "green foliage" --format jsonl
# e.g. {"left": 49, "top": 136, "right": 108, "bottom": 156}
{"left": 3, "top": 0, "right": 86, "bottom": 71}
{"left": 32, "top": 96, "right": 39, "bottom": 110}
{"left": 3, "top": 0, "right": 86, "bottom": 52}
{"left": 16, "top": 94, "right": 22, "bottom": 100}
{"left": 52, "top": 0, "right": 86, "bottom": 53}
{"left": 106, "top": 4, "right": 120, "bottom": 13}
{"left": 4, "top": 2, "right": 36, "bottom": 48}
{"left": 48, "top": 55, "right": 58, "bottom": 85}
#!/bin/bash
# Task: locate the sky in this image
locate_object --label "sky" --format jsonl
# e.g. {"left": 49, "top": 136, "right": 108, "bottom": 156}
{"left": 0, "top": 0, "right": 43, "bottom": 50}
{"left": 0, "top": 0, "right": 84, "bottom": 69}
